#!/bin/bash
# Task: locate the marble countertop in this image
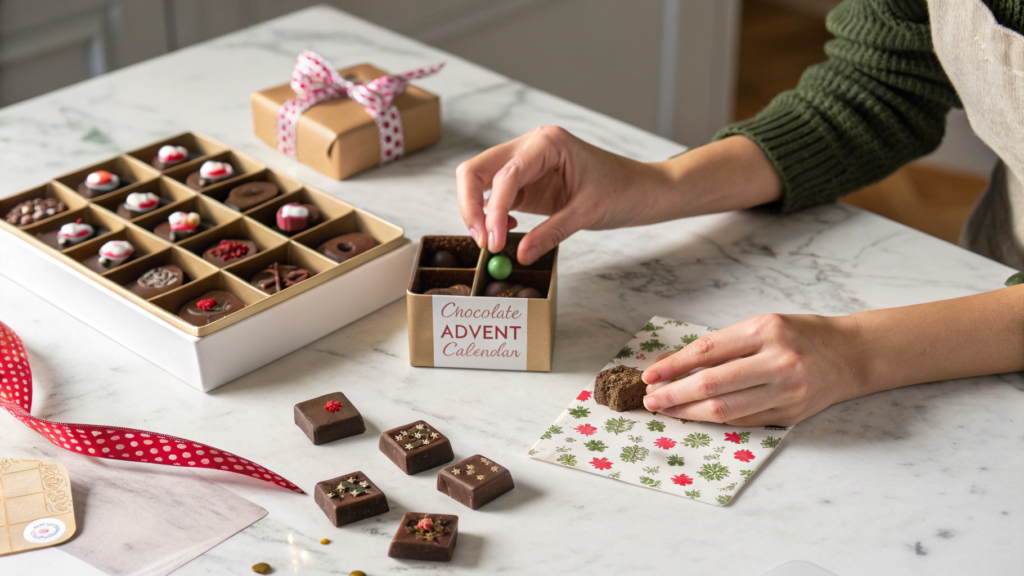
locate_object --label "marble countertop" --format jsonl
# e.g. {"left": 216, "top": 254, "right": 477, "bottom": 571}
{"left": 1, "top": 6, "right": 1022, "bottom": 575}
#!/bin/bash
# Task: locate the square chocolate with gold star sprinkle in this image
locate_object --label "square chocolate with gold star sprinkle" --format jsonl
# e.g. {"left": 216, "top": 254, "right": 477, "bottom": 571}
{"left": 436, "top": 454, "right": 514, "bottom": 509}
{"left": 379, "top": 420, "right": 454, "bottom": 475}
{"left": 313, "top": 470, "right": 389, "bottom": 527}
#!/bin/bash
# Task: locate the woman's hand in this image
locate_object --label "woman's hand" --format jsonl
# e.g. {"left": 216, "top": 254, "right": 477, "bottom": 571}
{"left": 641, "top": 314, "right": 866, "bottom": 427}
{"left": 456, "top": 126, "right": 669, "bottom": 264}
{"left": 456, "top": 128, "right": 783, "bottom": 264}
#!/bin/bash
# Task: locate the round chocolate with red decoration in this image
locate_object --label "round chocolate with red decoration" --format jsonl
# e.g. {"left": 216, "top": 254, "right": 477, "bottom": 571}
{"left": 202, "top": 239, "right": 257, "bottom": 267}
{"left": 177, "top": 290, "right": 245, "bottom": 327}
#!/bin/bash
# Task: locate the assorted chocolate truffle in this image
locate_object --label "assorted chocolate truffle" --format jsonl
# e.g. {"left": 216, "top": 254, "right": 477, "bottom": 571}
{"left": 251, "top": 263, "right": 313, "bottom": 294}
{"left": 313, "top": 471, "right": 389, "bottom": 527}
{"left": 78, "top": 170, "right": 127, "bottom": 198}
{"left": 275, "top": 202, "right": 320, "bottom": 234}
{"left": 186, "top": 160, "right": 235, "bottom": 190}
{"left": 116, "top": 192, "right": 161, "bottom": 219}
{"left": 424, "top": 284, "right": 471, "bottom": 296}
{"left": 483, "top": 281, "right": 543, "bottom": 299}
{"left": 129, "top": 265, "right": 185, "bottom": 299}
{"left": 5, "top": 197, "right": 67, "bottom": 227}
{"left": 387, "top": 513, "right": 458, "bottom": 562}
{"left": 317, "top": 232, "right": 377, "bottom": 263}
{"left": 595, "top": 365, "right": 647, "bottom": 412}
{"left": 379, "top": 420, "right": 454, "bottom": 475}
{"left": 177, "top": 290, "right": 245, "bottom": 326}
{"left": 202, "top": 239, "right": 257, "bottom": 267}
{"left": 428, "top": 249, "right": 459, "bottom": 268}
{"left": 419, "top": 236, "right": 480, "bottom": 268}
{"left": 224, "top": 182, "right": 279, "bottom": 211}
{"left": 154, "top": 211, "right": 208, "bottom": 242}
{"left": 55, "top": 221, "right": 96, "bottom": 248}
{"left": 437, "top": 455, "right": 514, "bottom": 510}
{"left": 294, "top": 392, "right": 365, "bottom": 445}
{"left": 151, "top": 145, "right": 190, "bottom": 170}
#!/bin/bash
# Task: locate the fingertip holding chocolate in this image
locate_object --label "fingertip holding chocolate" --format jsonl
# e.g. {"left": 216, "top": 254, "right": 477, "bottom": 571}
{"left": 643, "top": 396, "right": 660, "bottom": 412}
{"left": 642, "top": 369, "right": 661, "bottom": 384}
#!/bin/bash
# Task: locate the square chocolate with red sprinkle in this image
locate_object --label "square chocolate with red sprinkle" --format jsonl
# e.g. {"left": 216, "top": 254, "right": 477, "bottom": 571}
{"left": 294, "top": 392, "right": 365, "bottom": 445}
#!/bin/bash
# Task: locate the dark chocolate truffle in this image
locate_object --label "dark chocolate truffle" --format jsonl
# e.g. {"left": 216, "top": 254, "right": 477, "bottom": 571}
{"left": 202, "top": 239, "right": 257, "bottom": 267}
{"left": 177, "top": 290, "right": 245, "bottom": 326}
{"left": 6, "top": 197, "right": 67, "bottom": 227}
{"left": 293, "top": 392, "right": 365, "bottom": 445}
{"left": 483, "top": 282, "right": 544, "bottom": 298}
{"left": 317, "top": 232, "right": 377, "bottom": 263}
{"left": 429, "top": 250, "right": 459, "bottom": 268}
{"left": 437, "top": 454, "right": 514, "bottom": 510}
{"left": 129, "top": 265, "right": 184, "bottom": 299}
{"left": 594, "top": 365, "right": 647, "bottom": 412}
{"left": 424, "top": 284, "right": 471, "bottom": 296}
{"left": 314, "top": 471, "right": 389, "bottom": 527}
{"left": 224, "top": 182, "right": 279, "bottom": 211}
{"left": 379, "top": 421, "right": 454, "bottom": 475}
{"left": 387, "top": 513, "right": 458, "bottom": 562}
{"left": 251, "top": 263, "right": 313, "bottom": 294}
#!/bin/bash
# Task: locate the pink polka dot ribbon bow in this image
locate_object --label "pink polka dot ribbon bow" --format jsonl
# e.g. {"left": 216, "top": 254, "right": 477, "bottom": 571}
{"left": 276, "top": 50, "right": 445, "bottom": 163}
{"left": 0, "top": 321, "right": 303, "bottom": 493}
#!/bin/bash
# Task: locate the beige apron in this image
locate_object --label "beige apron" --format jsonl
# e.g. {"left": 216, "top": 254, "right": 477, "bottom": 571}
{"left": 929, "top": 0, "right": 1024, "bottom": 269}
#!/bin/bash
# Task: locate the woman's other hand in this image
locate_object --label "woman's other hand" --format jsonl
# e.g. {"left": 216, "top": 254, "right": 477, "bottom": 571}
{"left": 641, "top": 314, "right": 864, "bottom": 427}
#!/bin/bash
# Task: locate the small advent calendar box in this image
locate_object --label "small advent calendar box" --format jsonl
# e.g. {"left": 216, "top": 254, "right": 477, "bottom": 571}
{"left": 406, "top": 234, "right": 557, "bottom": 371}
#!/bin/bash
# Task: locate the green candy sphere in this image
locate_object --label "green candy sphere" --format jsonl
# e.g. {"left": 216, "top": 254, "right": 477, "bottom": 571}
{"left": 488, "top": 255, "right": 513, "bottom": 280}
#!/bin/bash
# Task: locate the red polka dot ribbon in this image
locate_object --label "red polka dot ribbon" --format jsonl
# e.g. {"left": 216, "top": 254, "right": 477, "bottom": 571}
{"left": 0, "top": 321, "right": 303, "bottom": 493}
{"left": 276, "top": 51, "right": 444, "bottom": 164}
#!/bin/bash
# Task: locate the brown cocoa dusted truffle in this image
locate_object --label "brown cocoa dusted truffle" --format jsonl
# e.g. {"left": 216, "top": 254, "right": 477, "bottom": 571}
{"left": 594, "top": 365, "right": 647, "bottom": 412}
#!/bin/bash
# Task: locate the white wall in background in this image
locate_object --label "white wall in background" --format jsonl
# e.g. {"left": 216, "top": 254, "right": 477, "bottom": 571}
{"left": 0, "top": 0, "right": 740, "bottom": 148}
{"left": 0, "top": 0, "right": 167, "bottom": 105}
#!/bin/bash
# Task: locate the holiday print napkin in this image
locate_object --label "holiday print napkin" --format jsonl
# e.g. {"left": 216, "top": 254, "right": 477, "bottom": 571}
{"left": 529, "top": 316, "right": 791, "bottom": 506}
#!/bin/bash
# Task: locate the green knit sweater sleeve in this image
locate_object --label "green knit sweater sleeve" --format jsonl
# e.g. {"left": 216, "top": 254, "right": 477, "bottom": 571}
{"left": 714, "top": 0, "right": 961, "bottom": 213}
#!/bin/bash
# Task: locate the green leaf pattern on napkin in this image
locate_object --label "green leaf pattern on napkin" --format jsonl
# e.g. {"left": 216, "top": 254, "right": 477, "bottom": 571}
{"left": 528, "top": 316, "right": 792, "bottom": 507}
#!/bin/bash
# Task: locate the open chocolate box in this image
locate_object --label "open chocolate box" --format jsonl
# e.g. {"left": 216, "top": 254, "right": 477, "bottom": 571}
{"left": 406, "top": 233, "right": 557, "bottom": 371}
{"left": 0, "top": 132, "right": 413, "bottom": 391}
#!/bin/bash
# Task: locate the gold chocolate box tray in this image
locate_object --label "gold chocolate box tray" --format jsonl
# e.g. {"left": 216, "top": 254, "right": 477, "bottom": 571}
{"left": 0, "top": 132, "right": 404, "bottom": 337}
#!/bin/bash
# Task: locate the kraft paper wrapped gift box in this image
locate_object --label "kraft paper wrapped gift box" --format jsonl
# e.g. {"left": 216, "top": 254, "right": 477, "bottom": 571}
{"left": 406, "top": 233, "right": 557, "bottom": 372}
{"left": 251, "top": 63, "right": 442, "bottom": 181}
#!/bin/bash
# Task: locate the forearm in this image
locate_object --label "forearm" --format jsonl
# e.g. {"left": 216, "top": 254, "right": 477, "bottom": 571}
{"left": 840, "top": 286, "right": 1024, "bottom": 399}
{"left": 645, "top": 136, "right": 784, "bottom": 219}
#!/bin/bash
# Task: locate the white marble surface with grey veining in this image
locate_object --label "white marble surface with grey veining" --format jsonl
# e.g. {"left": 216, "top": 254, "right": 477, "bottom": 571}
{"left": 1, "top": 6, "right": 1022, "bottom": 575}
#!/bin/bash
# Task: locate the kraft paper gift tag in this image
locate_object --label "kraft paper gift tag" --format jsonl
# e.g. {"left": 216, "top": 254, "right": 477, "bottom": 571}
{"left": 0, "top": 457, "right": 77, "bottom": 555}
{"left": 529, "top": 316, "right": 791, "bottom": 506}
{"left": 1, "top": 415, "right": 268, "bottom": 576}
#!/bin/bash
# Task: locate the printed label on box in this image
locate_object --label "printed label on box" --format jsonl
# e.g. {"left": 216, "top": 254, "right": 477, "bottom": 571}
{"left": 432, "top": 296, "right": 528, "bottom": 370}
